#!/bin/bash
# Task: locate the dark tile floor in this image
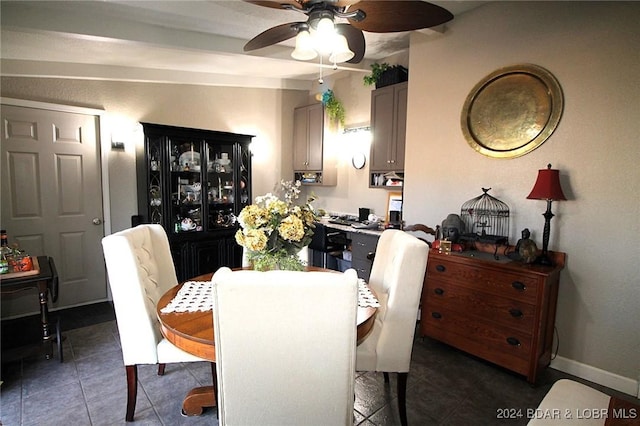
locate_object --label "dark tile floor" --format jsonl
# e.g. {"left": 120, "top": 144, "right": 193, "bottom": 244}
{"left": 1, "top": 303, "right": 637, "bottom": 425}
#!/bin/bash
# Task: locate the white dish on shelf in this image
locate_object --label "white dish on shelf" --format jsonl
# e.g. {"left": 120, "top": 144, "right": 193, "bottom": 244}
{"left": 179, "top": 151, "right": 200, "bottom": 168}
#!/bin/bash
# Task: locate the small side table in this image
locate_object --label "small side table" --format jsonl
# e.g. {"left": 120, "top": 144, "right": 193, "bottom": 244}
{"left": 1, "top": 256, "right": 62, "bottom": 361}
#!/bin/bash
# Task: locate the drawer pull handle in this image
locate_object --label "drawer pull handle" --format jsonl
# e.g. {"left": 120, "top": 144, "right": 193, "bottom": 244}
{"left": 506, "top": 337, "right": 521, "bottom": 347}
{"left": 431, "top": 312, "right": 442, "bottom": 319}
{"left": 435, "top": 265, "right": 446, "bottom": 272}
{"left": 511, "top": 281, "right": 526, "bottom": 291}
{"left": 509, "top": 308, "right": 523, "bottom": 318}
{"left": 434, "top": 288, "right": 444, "bottom": 296}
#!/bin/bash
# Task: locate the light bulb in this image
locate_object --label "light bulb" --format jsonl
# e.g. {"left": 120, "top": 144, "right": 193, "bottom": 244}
{"left": 328, "top": 34, "right": 354, "bottom": 63}
{"left": 311, "top": 17, "right": 336, "bottom": 56}
{"left": 316, "top": 17, "right": 335, "bottom": 38}
{"left": 291, "top": 30, "right": 317, "bottom": 61}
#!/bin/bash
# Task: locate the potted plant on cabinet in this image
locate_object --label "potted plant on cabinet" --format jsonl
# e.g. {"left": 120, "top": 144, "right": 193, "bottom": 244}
{"left": 363, "top": 63, "right": 409, "bottom": 88}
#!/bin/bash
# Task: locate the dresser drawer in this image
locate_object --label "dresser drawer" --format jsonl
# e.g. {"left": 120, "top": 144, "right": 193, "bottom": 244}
{"left": 422, "top": 304, "right": 533, "bottom": 364}
{"left": 422, "top": 309, "right": 530, "bottom": 376}
{"left": 424, "top": 279, "right": 536, "bottom": 333}
{"left": 427, "top": 258, "right": 539, "bottom": 304}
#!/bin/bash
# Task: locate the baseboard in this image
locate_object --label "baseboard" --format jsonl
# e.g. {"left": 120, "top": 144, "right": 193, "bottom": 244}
{"left": 551, "top": 355, "right": 639, "bottom": 398}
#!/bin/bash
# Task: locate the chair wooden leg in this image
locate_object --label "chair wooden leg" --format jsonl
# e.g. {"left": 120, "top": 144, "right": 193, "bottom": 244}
{"left": 211, "top": 363, "right": 218, "bottom": 395}
{"left": 158, "top": 363, "right": 166, "bottom": 376}
{"left": 383, "top": 372, "right": 390, "bottom": 383}
{"left": 211, "top": 362, "right": 219, "bottom": 418}
{"left": 125, "top": 365, "right": 138, "bottom": 422}
{"left": 397, "top": 372, "right": 408, "bottom": 426}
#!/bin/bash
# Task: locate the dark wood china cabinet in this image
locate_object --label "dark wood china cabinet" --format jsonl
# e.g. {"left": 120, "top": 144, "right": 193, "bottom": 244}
{"left": 136, "top": 122, "right": 252, "bottom": 281}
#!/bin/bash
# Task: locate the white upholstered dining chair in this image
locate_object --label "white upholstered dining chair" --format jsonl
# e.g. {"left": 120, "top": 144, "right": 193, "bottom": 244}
{"left": 356, "top": 229, "right": 429, "bottom": 426}
{"left": 211, "top": 267, "right": 359, "bottom": 426}
{"left": 101, "top": 224, "right": 210, "bottom": 422}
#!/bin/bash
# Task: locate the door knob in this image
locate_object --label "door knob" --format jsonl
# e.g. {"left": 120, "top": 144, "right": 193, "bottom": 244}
{"left": 92, "top": 218, "right": 103, "bottom": 225}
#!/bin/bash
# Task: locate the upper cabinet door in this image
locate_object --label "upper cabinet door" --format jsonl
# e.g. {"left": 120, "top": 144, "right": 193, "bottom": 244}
{"left": 306, "top": 103, "right": 324, "bottom": 171}
{"left": 393, "top": 83, "right": 408, "bottom": 170}
{"left": 293, "top": 106, "right": 308, "bottom": 170}
{"left": 293, "top": 103, "right": 324, "bottom": 171}
{"left": 370, "top": 86, "right": 395, "bottom": 171}
{"left": 370, "top": 82, "right": 408, "bottom": 172}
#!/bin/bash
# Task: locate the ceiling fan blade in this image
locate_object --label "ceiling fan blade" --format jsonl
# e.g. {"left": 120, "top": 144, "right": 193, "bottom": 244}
{"left": 336, "top": 24, "right": 365, "bottom": 64}
{"left": 243, "top": 22, "right": 302, "bottom": 52}
{"left": 347, "top": 0, "right": 453, "bottom": 33}
{"left": 242, "top": 0, "right": 303, "bottom": 11}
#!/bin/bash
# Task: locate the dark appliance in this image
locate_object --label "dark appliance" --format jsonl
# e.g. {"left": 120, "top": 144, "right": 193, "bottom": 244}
{"left": 309, "top": 223, "right": 348, "bottom": 269}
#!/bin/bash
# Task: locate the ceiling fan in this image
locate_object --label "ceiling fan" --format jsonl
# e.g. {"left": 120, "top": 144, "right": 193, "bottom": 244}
{"left": 242, "top": 0, "right": 454, "bottom": 64}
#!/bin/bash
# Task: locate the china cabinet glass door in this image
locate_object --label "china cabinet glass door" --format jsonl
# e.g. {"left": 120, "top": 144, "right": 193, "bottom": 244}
{"left": 169, "top": 138, "right": 203, "bottom": 234}
{"left": 205, "top": 141, "right": 236, "bottom": 230}
{"left": 147, "top": 137, "right": 164, "bottom": 226}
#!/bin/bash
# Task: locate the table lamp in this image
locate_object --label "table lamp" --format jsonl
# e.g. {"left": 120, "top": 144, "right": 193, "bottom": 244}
{"left": 527, "top": 164, "right": 566, "bottom": 266}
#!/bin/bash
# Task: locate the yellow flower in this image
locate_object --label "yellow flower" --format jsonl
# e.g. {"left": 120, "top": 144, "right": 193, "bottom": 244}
{"left": 238, "top": 204, "right": 269, "bottom": 229}
{"left": 278, "top": 215, "right": 305, "bottom": 242}
{"left": 269, "top": 200, "right": 288, "bottom": 216}
{"left": 237, "top": 228, "right": 268, "bottom": 251}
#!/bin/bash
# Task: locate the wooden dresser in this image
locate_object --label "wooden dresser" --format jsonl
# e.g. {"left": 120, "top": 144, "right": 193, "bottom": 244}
{"left": 421, "top": 249, "right": 565, "bottom": 383}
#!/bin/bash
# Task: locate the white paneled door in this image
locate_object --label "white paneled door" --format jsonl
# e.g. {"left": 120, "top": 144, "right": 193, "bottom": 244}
{"left": 1, "top": 104, "right": 106, "bottom": 316}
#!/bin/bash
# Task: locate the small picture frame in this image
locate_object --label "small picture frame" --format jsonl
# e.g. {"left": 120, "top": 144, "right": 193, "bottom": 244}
{"left": 386, "top": 192, "right": 403, "bottom": 225}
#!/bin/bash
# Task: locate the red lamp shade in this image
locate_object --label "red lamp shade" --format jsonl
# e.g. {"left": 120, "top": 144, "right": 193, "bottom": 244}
{"left": 527, "top": 164, "right": 566, "bottom": 201}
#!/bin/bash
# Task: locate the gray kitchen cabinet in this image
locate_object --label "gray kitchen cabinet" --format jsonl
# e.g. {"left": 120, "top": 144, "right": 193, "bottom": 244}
{"left": 293, "top": 103, "right": 336, "bottom": 186}
{"left": 370, "top": 82, "right": 408, "bottom": 187}
{"left": 350, "top": 232, "right": 380, "bottom": 282}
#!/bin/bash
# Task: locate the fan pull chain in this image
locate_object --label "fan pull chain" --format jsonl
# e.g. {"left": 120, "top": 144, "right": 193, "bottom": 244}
{"left": 318, "top": 55, "right": 324, "bottom": 84}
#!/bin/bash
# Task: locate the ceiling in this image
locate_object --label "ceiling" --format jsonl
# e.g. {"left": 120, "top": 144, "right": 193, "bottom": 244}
{"left": 1, "top": 1, "right": 486, "bottom": 90}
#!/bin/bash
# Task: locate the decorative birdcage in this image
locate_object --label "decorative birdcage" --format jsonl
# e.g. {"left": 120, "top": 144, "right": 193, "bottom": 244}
{"left": 460, "top": 188, "right": 510, "bottom": 244}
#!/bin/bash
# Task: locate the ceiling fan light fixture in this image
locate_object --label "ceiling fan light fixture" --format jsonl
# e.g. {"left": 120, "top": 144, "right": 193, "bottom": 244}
{"left": 291, "top": 29, "right": 317, "bottom": 61}
{"left": 315, "top": 16, "right": 335, "bottom": 38}
{"left": 328, "top": 34, "right": 354, "bottom": 63}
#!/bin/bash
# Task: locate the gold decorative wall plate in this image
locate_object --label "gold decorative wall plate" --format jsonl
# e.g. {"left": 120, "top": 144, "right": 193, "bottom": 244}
{"left": 461, "top": 64, "right": 563, "bottom": 158}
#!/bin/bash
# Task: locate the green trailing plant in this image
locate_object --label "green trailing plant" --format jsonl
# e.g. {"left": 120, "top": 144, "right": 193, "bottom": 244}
{"left": 363, "top": 62, "right": 390, "bottom": 86}
{"left": 322, "top": 89, "right": 346, "bottom": 127}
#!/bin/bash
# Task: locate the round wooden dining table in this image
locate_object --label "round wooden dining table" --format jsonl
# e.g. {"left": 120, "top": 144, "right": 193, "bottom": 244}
{"left": 156, "top": 268, "right": 378, "bottom": 416}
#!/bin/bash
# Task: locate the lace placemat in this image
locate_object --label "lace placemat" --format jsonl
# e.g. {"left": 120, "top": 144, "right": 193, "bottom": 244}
{"left": 160, "top": 279, "right": 380, "bottom": 314}
{"left": 160, "top": 281, "right": 213, "bottom": 313}
{"left": 358, "top": 279, "right": 380, "bottom": 308}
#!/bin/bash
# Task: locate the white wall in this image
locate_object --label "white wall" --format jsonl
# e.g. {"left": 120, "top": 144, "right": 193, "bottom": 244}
{"left": 0, "top": 78, "right": 308, "bottom": 232}
{"left": 403, "top": 1, "right": 639, "bottom": 391}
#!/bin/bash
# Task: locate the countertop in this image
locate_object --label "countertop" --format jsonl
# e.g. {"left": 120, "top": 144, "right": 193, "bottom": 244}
{"left": 318, "top": 218, "right": 384, "bottom": 237}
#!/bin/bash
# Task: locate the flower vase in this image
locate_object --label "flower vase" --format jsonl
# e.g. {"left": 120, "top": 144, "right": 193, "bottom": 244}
{"left": 250, "top": 252, "right": 304, "bottom": 272}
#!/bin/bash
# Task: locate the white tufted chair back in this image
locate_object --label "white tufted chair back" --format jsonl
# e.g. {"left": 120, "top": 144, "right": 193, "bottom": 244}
{"left": 102, "top": 224, "right": 181, "bottom": 364}
{"left": 357, "top": 229, "right": 429, "bottom": 372}
{"left": 212, "top": 267, "right": 359, "bottom": 426}
{"left": 102, "top": 224, "right": 207, "bottom": 421}
{"left": 355, "top": 229, "right": 429, "bottom": 425}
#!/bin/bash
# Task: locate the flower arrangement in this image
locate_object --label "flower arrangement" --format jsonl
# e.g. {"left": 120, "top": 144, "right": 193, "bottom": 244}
{"left": 235, "top": 180, "right": 320, "bottom": 271}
